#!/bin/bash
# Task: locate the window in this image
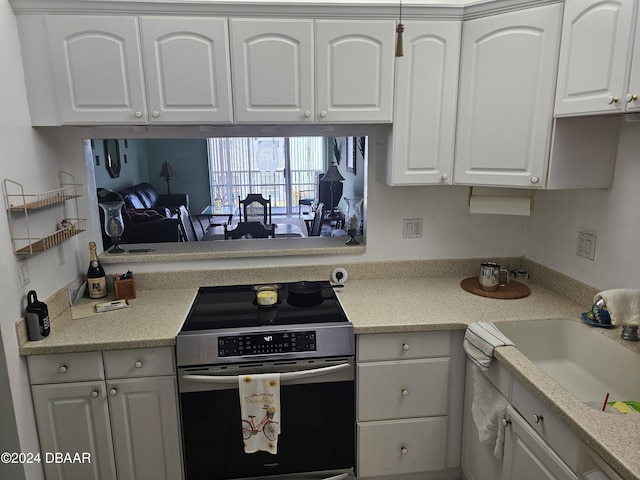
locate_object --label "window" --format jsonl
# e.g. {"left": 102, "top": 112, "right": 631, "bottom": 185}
{"left": 207, "top": 137, "right": 325, "bottom": 215}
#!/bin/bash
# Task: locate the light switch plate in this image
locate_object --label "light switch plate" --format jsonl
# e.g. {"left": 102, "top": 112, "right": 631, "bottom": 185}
{"left": 403, "top": 218, "right": 423, "bottom": 239}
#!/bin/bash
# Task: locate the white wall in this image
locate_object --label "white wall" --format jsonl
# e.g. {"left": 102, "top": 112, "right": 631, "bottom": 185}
{"left": 525, "top": 121, "right": 640, "bottom": 291}
{"left": 0, "top": 1, "right": 82, "bottom": 478}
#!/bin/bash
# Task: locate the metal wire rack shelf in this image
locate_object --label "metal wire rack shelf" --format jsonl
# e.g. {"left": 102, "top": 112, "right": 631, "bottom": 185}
{"left": 3, "top": 171, "right": 86, "bottom": 255}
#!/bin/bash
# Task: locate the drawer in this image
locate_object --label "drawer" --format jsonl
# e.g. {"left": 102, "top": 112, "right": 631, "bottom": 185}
{"left": 358, "top": 358, "right": 450, "bottom": 421}
{"left": 357, "top": 331, "right": 451, "bottom": 362}
{"left": 103, "top": 347, "right": 175, "bottom": 378}
{"left": 357, "top": 417, "right": 447, "bottom": 477}
{"left": 511, "top": 378, "right": 579, "bottom": 470}
{"left": 28, "top": 352, "right": 104, "bottom": 384}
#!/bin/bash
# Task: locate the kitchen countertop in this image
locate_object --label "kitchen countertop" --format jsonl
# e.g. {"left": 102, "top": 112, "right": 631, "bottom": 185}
{"left": 17, "top": 276, "right": 640, "bottom": 479}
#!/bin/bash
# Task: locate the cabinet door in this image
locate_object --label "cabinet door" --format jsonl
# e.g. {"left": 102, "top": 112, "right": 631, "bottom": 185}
{"left": 46, "top": 15, "right": 147, "bottom": 124}
{"left": 140, "top": 17, "right": 233, "bottom": 124}
{"left": 31, "top": 382, "right": 116, "bottom": 480}
{"left": 230, "top": 18, "right": 314, "bottom": 123}
{"left": 387, "top": 21, "right": 460, "bottom": 185}
{"left": 554, "top": 0, "right": 636, "bottom": 116}
{"left": 502, "top": 406, "right": 578, "bottom": 480}
{"left": 454, "top": 4, "right": 562, "bottom": 188}
{"left": 625, "top": 8, "right": 640, "bottom": 113}
{"left": 316, "top": 20, "right": 395, "bottom": 123}
{"left": 107, "top": 376, "right": 183, "bottom": 480}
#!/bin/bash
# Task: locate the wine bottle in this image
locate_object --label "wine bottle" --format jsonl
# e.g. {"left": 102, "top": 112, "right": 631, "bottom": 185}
{"left": 87, "top": 242, "right": 107, "bottom": 299}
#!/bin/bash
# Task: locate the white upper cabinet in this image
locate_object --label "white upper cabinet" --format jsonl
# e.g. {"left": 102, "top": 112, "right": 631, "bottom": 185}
{"left": 229, "top": 18, "right": 314, "bottom": 123}
{"left": 454, "top": 4, "right": 562, "bottom": 188}
{"left": 230, "top": 18, "right": 394, "bottom": 123}
{"left": 386, "top": 20, "right": 461, "bottom": 185}
{"left": 554, "top": 0, "right": 638, "bottom": 116}
{"left": 46, "top": 15, "right": 147, "bottom": 125}
{"left": 315, "top": 20, "right": 395, "bottom": 123}
{"left": 140, "top": 17, "right": 233, "bottom": 124}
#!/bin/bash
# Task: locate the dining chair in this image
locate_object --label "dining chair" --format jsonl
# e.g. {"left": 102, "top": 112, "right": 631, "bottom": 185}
{"left": 223, "top": 221, "right": 276, "bottom": 239}
{"left": 239, "top": 194, "right": 272, "bottom": 224}
{"left": 309, "top": 203, "right": 324, "bottom": 236}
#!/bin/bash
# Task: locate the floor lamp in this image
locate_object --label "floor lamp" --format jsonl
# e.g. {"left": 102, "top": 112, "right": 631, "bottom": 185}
{"left": 158, "top": 161, "right": 175, "bottom": 194}
{"left": 320, "top": 163, "right": 345, "bottom": 218}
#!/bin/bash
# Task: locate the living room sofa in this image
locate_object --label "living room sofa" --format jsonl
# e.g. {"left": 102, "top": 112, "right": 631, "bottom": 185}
{"left": 118, "top": 182, "right": 189, "bottom": 216}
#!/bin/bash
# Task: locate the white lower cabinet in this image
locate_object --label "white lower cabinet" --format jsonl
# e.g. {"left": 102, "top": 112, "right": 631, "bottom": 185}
{"left": 461, "top": 360, "right": 623, "bottom": 480}
{"left": 28, "top": 347, "right": 183, "bottom": 480}
{"left": 502, "top": 405, "right": 578, "bottom": 480}
{"left": 356, "top": 330, "right": 464, "bottom": 479}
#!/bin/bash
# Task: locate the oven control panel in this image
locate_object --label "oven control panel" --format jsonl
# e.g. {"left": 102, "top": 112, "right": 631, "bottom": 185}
{"left": 218, "top": 331, "right": 316, "bottom": 357}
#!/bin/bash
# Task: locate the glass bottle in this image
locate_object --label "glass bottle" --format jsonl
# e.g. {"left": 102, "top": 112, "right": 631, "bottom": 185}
{"left": 87, "top": 241, "right": 107, "bottom": 299}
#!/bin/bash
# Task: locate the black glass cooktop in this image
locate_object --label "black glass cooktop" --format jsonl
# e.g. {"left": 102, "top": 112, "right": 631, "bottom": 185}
{"left": 181, "top": 282, "right": 348, "bottom": 331}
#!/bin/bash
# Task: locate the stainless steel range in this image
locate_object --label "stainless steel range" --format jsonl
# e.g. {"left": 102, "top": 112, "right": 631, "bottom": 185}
{"left": 176, "top": 282, "right": 355, "bottom": 480}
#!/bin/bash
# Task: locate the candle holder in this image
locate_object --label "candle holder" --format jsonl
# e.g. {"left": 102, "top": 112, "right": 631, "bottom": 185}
{"left": 99, "top": 201, "right": 125, "bottom": 253}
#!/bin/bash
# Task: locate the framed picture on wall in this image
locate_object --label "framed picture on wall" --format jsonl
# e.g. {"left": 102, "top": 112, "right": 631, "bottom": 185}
{"left": 346, "top": 137, "right": 356, "bottom": 175}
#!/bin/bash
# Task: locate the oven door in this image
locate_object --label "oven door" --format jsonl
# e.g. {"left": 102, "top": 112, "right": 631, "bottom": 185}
{"left": 178, "top": 357, "right": 355, "bottom": 480}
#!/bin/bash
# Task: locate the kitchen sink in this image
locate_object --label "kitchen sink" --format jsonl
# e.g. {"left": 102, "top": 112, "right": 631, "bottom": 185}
{"left": 496, "top": 319, "right": 640, "bottom": 409}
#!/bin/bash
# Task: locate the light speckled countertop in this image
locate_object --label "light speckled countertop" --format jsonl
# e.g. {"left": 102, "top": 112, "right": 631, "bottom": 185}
{"left": 17, "top": 275, "right": 640, "bottom": 479}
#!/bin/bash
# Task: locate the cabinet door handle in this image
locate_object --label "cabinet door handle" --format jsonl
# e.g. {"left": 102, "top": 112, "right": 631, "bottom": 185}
{"left": 532, "top": 413, "right": 543, "bottom": 423}
{"left": 151, "top": 110, "right": 160, "bottom": 118}
{"left": 530, "top": 176, "right": 539, "bottom": 184}
{"left": 134, "top": 361, "right": 143, "bottom": 368}
{"left": 502, "top": 417, "right": 511, "bottom": 427}
{"left": 58, "top": 365, "right": 68, "bottom": 374}
{"left": 625, "top": 93, "right": 638, "bottom": 103}
{"left": 607, "top": 95, "right": 619, "bottom": 105}
{"left": 441, "top": 173, "right": 449, "bottom": 181}
{"left": 401, "top": 389, "right": 409, "bottom": 397}
{"left": 400, "top": 447, "right": 408, "bottom": 455}
{"left": 303, "top": 110, "right": 312, "bottom": 118}
{"left": 134, "top": 110, "right": 143, "bottom": 118}
{"left": 109, "top": 388, "right": 118, "bottom": 396}
{"left": 402, "top": 343, "right": 410, "bottom": 351}
{"left": 319, "top": 111, "right": 328, "bottom": 118}
{"left": 90, "top": 390, "right": 99, "bottom": 398}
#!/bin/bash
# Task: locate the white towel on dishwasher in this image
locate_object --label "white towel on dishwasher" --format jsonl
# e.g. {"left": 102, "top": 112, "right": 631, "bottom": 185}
{"left": 470, "top": 364, "right": 510, "bottom": 460}
{"left": 464, "top": 322, "right": 514, "bottom": 370}
{"left": 238, "top": 373, "right": 281, "bottom": 454}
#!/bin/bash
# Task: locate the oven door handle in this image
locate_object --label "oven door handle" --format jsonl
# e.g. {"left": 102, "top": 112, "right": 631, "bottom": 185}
{"left": 182, "top": 362, "right": 352, "bottom": 384}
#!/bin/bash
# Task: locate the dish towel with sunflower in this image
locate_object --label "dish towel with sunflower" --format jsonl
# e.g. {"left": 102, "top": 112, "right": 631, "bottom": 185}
{"left": 238, "top": 373, "right": 281, "bottom": 454}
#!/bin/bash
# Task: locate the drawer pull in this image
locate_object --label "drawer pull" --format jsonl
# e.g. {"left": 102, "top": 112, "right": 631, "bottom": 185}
{"left": 109, "top": 388, "right": 118, "bottom": 396}
{"left": 134, "top": 361, "right": 143, "bottom": 368}
{"left": 401, "top": 389, "right": 409, "bottom": 397}
{"left": 400, "top": 447, "right": 408, "bottom": 455}
{"left": 90, "top": 390, "right": 99, "bottom": 398}
{"left": 532, "top": 413, "right": 543, "bottom": 424}
{"left": 402, "top": 343, "right": 410, "bottom": 351}
{"left": 502, "top": 417, "right": 511, "bottom": 427}
{"left": 58, "top": 365, "right": 68, "bottom": 374}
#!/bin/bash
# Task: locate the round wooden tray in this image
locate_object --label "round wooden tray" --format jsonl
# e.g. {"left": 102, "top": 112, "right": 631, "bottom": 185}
{"left": 460, "top": 277, "right": 530, "bottom": 299}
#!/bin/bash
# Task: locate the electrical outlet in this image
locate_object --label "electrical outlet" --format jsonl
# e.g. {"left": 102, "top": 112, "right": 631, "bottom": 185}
{"left": 403, "top": 218, "right": 423, "bottom": 239}
{"left": 17, "top": 258, "right": 31, "bottom": 287}
{"left": 577, "top": 232, "right": 596, "bottom": 260}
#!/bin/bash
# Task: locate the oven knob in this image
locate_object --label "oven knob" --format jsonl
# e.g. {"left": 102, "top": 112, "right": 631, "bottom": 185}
{"left": 332, "top": 267, "right": 348, "bottom": 284}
